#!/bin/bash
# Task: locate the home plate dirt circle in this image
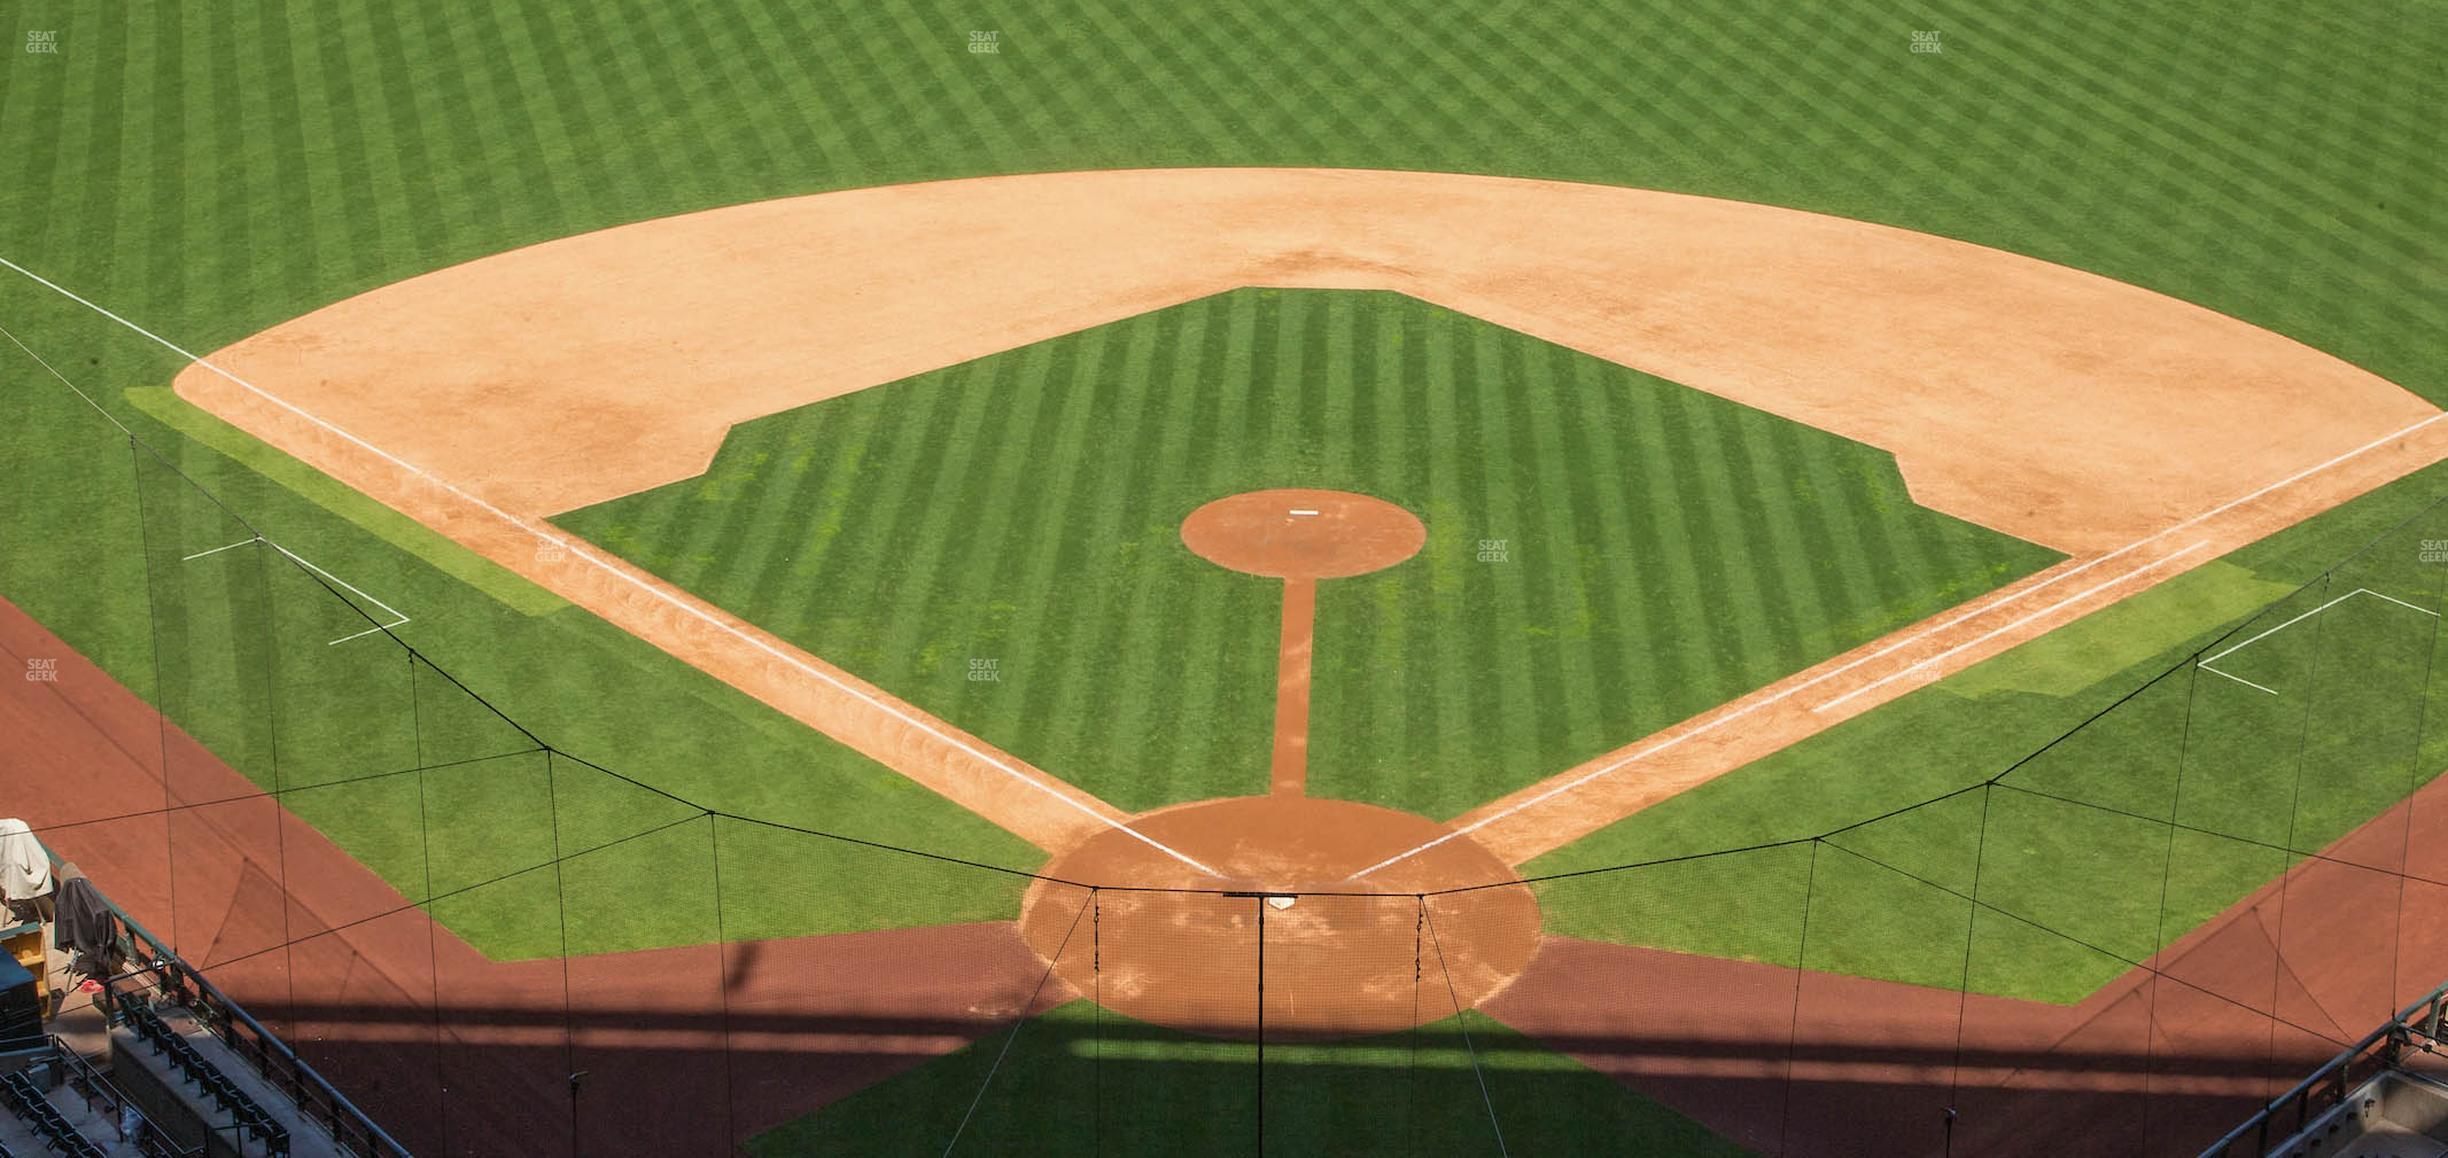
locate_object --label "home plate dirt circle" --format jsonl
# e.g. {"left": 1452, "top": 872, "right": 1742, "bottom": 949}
{"left": 1017, "top": 797, "right": 1541, "bottom": 1040}
{"left": 1179, "top": 488, "right": 1427, "bottom": 579}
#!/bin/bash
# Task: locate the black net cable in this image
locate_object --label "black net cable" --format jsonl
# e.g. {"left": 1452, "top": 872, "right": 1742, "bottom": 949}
{"left": 1944, "top": 783, "right": 1997, "bottom": 1157}
{"left": 1776, "top": 838, "right": 1823, "bottom": 1158}
{"left": 22, "top": 305, "right": 2448, "bottom": 1154}
{"left": 2264, "top": 576, "right": 2337, "bottom": 1095}
{"left": 1091, "top": 889, "right": 1102, "bottom": 1158}
{"left": 2388, "top": 529, "right": 2448, "bottom": 1036}
{"left": 173, "top": 809, "right": 715, "bottom": 982}
{"left": 1255, "top": 895, "right": 1266, "bottom": 1152}
{"left": 0, "top": 319, "right": 134, "bottom": 438}
{"left": 1424, "top": 901, "right": 1510, "bottom": 1158}
{"left": 1409, "top": 897, "right": 1425, "bottom": 1158}
{"left": 122, "top": 435, "right": 182, "bottom": 955}
{"left": 1986, "top": 781, "right": 2448, "bottom": 888}
{"left": 245, "top": 509, "right": 303, "bottom": 1038}
{"left": 409, "top": 651, "right": 453, "bottom": 1150}
{"left": 940, "top": 889, "right": 1093, "bottom": 1157}
{"left": 21, "top": 315, "right": 2448, "bottom": 918}
{"left": 0, "top": 750, "right": 557, "bottom": 847}
{"left": 2142, "top": 655, "right": 2205, "bottom": 1141}
{"left": 707, "top": 817, "right": 739, "bottom": 1149}
{"left": 1816, "top": 839, "right": 2357, "bottom": 1052}
{"left": 542, "top": 752, "right": 581, "bottom": 1156}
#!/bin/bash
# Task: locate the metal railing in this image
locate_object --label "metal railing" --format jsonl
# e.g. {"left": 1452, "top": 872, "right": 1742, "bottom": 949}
{"left": 2200, "top": 976, "right": 2448, "bottom": 1157}
{"left": 26, "top": 823, "right": 408, "bottom": 1157}
{"left": 99, "top": 907, "right": 408, "bottom": 1158}
{"left": 47, "top": 1032, "right": 197, "bottom": 1157}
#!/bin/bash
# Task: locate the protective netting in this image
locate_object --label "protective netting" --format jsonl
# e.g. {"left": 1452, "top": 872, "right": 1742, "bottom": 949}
{"left": 5, "top": 317, "right": 2448, "bottom": 1157}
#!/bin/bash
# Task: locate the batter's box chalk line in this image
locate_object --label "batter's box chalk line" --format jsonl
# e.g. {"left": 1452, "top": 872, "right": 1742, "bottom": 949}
{"left": 181, "top": 533, "right": 412, "bottom": 645}
{"left": 2197, "top": 587, "right": 2438, "bottom": 696}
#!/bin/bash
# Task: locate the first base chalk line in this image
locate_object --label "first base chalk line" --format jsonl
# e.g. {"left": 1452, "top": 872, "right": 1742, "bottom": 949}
{"left": 1346, "top": 405, "right": 2448, "bottom": 881}
{"left": 0, "top": 255, "right": 1224, "bottom": 880}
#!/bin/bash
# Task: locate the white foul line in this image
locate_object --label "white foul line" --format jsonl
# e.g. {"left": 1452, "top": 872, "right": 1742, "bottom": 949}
{"left": 2198, "top": 587, "right": 2439, "bottom": 695}
{"left": 1343, "top": 542, "right": 2210, "bottom": 880}
{"left": 0, "top": 255, "right": 1223, "bottom": 880}
{"left": 1738, "top": 410, "right": 2448, "bottom": 707}
{"left": 1809, "top": 542, "right": 2209, "bottom": 713}
{"left": 1349, "top": 404, "right": 2448, "bottom": 881}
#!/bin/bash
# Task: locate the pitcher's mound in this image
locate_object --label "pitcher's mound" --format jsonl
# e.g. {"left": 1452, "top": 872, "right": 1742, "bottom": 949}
{"left": 1018, "top": 796, "right": 1541, "bottom": 1039}
{"left": 1181, "top": 489, "right": 1426, "bottom": 580}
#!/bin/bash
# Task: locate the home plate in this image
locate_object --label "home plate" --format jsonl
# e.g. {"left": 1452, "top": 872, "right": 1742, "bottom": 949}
{"left": 1266, "top": 895, "right": 1297, "bottom": 910}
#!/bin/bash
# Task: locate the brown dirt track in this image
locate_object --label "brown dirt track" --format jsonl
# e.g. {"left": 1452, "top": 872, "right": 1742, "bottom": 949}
{"left": 0, "top": 596, "right": 1060, "bottom": 1155}
{"left": 126, "top": 167, "right": 2448, "bottom": 1150}
{"left": 1017, "top": 796, "right": 1536, "bottom": 1039}
{"left": 11, "top": 593, "right": 2441, "bottom": 1154}
{"left": 169, "top": 168, "right": 2448, "bottom": 869}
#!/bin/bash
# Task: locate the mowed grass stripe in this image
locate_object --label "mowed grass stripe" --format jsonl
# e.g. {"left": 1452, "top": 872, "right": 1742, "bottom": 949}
{"left": 867, "top": 350, "right": 1024, "bottom": 674}
{"left": 1483, "top": 323, "right": 1566, "bottom": 778}
{"left": 567, "top": 291, "right": 2058, "bottom": 815}
{"left": 199, "top": 10, "right": 263, "bottom": 345}
{"left": 1100, "top": 305, "right": 1254, "bottom": 807}
{"left": 351, "top": 1, "right": 447, "bottom": 267}
{"left": 1507, "top": 331, "right": 1605, "bottom": 775}
{"left": 1127, "top": 299, "right": 1270, "bottom": 808}
{"left": 1760, "top": 412, "right": 1868, "bottom": 649}
{"left": 1067, "top": 0, "right": 1242, "bottom": 159}
{"left": 1324, "top": 300, "right": 1400, "bottom": 804}
{"left": 971, "top": 326, "right": 1099, "bottom": 756}
{"left": 1054, "top": 310, "right": 1188, "bottom": 774}
{"left": 1990, "top": 3, "right": 2385, "bottom": 259}
{"left": 818, "top": 353, "right": 983, "bottom": 661}
{"left": 1025, "top": 323, "right": 1152, "bottom": 781}
{"left": 393, "top": 2, "right": 497, "bottom": 247}
{"left": 1449, "top": 318, "right": 1515, "bottom": 783}
{"left": 1549, "top": 350, "right": 1650, "bottom": 756}
{"left": 102, "top": 5, "right": 163, "bottom": 314}
{"left": 61, "top": 6, "right": 129, "bottom": 301}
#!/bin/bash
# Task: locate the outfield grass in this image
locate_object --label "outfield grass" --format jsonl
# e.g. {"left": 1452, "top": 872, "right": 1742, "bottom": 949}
{"left": 1, "top": 2, "right": 2445, "bottom": 1146}
{"left": 556, "top": 288, "right": 2056, "bottom": 816}
{"left": 0, "top": 306, "right": 1041, "bottom": 958}
{"left": 1528, "top": 460, "right": 2448, "bottom": 1002}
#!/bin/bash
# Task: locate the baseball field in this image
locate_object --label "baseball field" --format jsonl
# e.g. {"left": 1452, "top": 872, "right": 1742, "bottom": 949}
{"left": 5, "top": 2, "right": 2448, "bottom": 1155}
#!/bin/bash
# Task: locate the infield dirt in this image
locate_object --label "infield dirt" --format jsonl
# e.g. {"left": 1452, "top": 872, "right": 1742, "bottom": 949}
{"left": 171, "top": 167, "right": 2448, "bottom": 877}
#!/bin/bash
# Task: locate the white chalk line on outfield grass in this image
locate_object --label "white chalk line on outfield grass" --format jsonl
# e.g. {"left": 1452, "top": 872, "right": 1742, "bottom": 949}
{"left": 1788, "top": 410, "right": 2448, "bottom": 714}
{"left": 1344, "top": 541, "right": 2207, "bottom": 882}
{"left": 181, "top": 534, "right": 417, "bottom": 643}
{"left": 2198, "top": 587, "right": 2440, "bottom": 696}
{"left": 1352, "top": 404, "right": 2448, "bottom": 881}
{"left": 0, "top": 255, "right": 1224, "bottom": 880}
{"left": 1808, "top": 542, "right": 2209, "bottom": 713}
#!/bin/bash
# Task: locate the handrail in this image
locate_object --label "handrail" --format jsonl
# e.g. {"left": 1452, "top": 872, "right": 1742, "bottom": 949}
{"left": 47, "top": 1033, "right": 198, "bottom": 1157}
{"left": 106, "top": 916, "right": 407, "bottom": 1158}
{"left": 26, "top": 833, "right": 410, "bottom": 1158}
{"left": 2199, "top": 975, "right": 2448, "bottom": 1157}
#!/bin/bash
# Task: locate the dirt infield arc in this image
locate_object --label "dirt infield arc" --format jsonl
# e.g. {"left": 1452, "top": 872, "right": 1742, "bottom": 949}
{"left": 1018, "top": 796, "right": 1537, "bottom": 1038}
{"left": 7, "top": 593, "right": 2437, "bottom": 1154}
{"left": 161, "top": 168, "right": 2448, "bottom": 877}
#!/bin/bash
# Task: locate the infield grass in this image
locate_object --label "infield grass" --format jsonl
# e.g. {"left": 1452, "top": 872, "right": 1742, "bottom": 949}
{"left": 0, "top": 0, "right": 2441, "bottom": 1103}
{"left": 555, "top": 288, "right": 2058, "bottom": 816}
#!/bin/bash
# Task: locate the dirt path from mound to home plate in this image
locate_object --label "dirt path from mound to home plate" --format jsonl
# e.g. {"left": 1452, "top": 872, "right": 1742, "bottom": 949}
{"left": 161, "top": 167, "right": 2448, "bottom": 866}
